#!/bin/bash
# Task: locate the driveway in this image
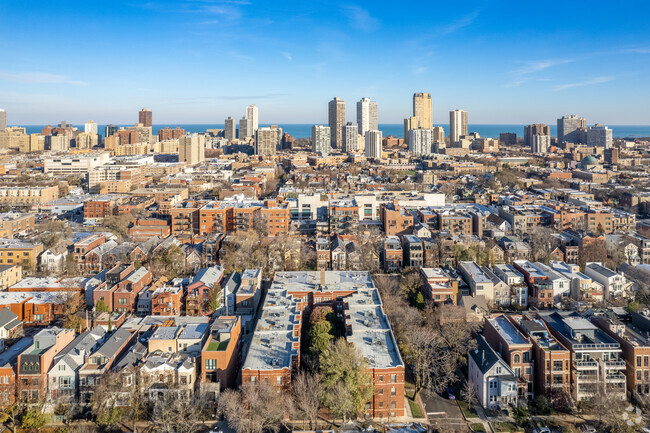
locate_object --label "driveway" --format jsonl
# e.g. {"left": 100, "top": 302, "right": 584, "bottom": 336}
{"left": 420, "top": 391, "right": 463, "bottom": 420}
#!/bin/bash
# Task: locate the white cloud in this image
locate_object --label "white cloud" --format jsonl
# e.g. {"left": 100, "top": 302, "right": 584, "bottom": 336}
{"left": 511, "top": 58, "right": 578, "bottom": 75}
{"left": 553, "top": 76, "right": 614, "bottom": 91}
{"left": 0, "top": 71, "right": 87, "bottom": 86}
{"left": 281, "top": 51, "right": 293, "bottom": 61}
{"left": 413, "top": 66, "right": 428, "bottom": 75}
{"left": 439, "top": 10, "right": 480, "bottom": 35}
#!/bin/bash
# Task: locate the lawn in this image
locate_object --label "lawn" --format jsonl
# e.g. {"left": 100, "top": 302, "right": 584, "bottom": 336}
{"left": 490, "top": 422, "right": 521, "bottom": 432}
{"left": 458, "top": 400, "right": 478, "bottom": 418}
{"left": 407, "top": 398, "right": 424, "bottom": 418}
{"left": 469, "top": 423, "right": 486, "bottom": 432}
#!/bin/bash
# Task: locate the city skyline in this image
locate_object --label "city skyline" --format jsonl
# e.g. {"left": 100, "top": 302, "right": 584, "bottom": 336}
{"left": 0, "top": 1, "right": 649, "bottom": 125}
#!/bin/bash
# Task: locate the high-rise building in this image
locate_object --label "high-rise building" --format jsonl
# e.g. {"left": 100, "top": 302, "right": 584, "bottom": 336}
{"left": 328, "top": 97, "right": 345, "bottom": 149}
{"left": 281, "top": 132, "right": 294, "bottom": 150}
{"left": 408, "top": 128, "right": 435, "bottom": 156}
{"left": 224, "top": 117, "right": 236, "bottom": 141}
{"left": 179, "top": 133, "right": 205, "bottom": 164}
{"left": 432, "top": 126, "right": 445, "bottom": 144}
{"left": 255, "top": 126, "right": 282, "bottom": 156}
{"left": 365, "top": 130, "right": 383, "bottom": 159}
{"left": 524, "top": 124, "right": 550, "bottom": 148}
{"left": 246, "top": 104, "right": 259, "bottom": 133}
{"left": 557, "top": 115, "right": 587, "bottom": 144}
{"left": 413, "top": 93, "right": 433, "bottom": 129}
{"left": 84, "top": 120, "right": 98, "bottom": 135}
{"left": 0, "top": 109, "right": 6, "bottom": 130}
{"left": 531, "top": 134, "right": 551, "bottom": 153}
{"left": 587, "top": 124, "right": 613, "bottom": 149}
{"left": 139, "top": 108, "right": 152, "bottom": 128}
{"left": 357, "top": 98, "right": 378, "bottom": 135}
{"left": 312, "top": 125, "right": 331, "bottom": 156}
{"left": 158, "top": 127, "right": 185, "bottom": 141}
{"left": 105, "top": 124, "right": 118, "bottom": 139}
{"left": 343, "top": 122, "right": 359, "bottom": 154}
{"left": 403, "top": 116, "right": 417, "bottom": 145}
{"left": 499, "top": 132, "right": 517, "bottom": 146}
{"left": 239, "top": 116, "right": 253, "bottom": 140}
{"left": 450, "top": 110, "right": 468, "bottom": 144}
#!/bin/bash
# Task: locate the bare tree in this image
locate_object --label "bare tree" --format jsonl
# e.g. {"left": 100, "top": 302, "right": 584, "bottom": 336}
{"left": 219, "top": 382, "right": 288, "bottom": 433}
{"left": 461, "top": 379, "right": 478, "bottom": 409}
{"left": 291, "top": 371, "right": 323, "bottom": 429}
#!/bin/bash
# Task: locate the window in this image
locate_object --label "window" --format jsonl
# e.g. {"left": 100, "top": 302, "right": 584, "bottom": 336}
{"left": 391, "top": 387, "right": 396, "bottom": 396}
{"left": 513, "top": 354, "right": 520, "bottom": 363}
{"left": 276, "top": 376, "right": 282, "bottom": 385}
{"left": 638, "top": 356, "right": 642, "bottom": 367}
{"left": 391, "top": 374, "right": 397, "bottom": 383}
{"left": 250, "top": 377, "right": 256, "bottom": 384}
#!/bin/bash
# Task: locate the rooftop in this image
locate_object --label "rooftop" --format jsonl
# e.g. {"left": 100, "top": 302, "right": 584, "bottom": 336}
{"left": 488, "top": 316, "right": 529, "bottom": 346}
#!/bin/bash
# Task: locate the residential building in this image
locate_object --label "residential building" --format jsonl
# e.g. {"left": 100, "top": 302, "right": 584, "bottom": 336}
{"left": 179, "top": 134, "right": 205, "bottom": 164}
{"left": 493, "top": 264, "right": 528, "bottom": 307}
{"left": 0, "top": 185, "right": 59, "bottom": 207}
{"left": 0, "top": 265, "right": 21, "bottom": 291}
{"left": 413, "top": 93, "right": 433, "bottom": 129}
{"left": 408, "top": 128, "right": 434, "bottom": 156}
{"left": 328, "top": 97, "right": 345, "bottom": 149}
{"left": 364, "top": 130, "right": 382, "bottom": 158}
{"left": 0, "top": 239, "right": 44, "bottom": 269}
{"left": 524, "top": 124, "right": 550, "bottom": 148}
{"left": 201, "top": 316, "right": 242, "bottom": 397}
{"left": 458, "top": 261, "right": 495, "bottom": 303}
{"left": 420, "top": 267, "right": 457, "bottom": 304}
{"left": 138, "top": 108, "right": 152, "bottom": 127}
{"left": 557, "top": 115, "right": 586, "bottom": 144}
{"left": 450, "top": 109, "right": 468, "bottom": 144}
{"left": 312, "top": 125, "right": 330, "bottom": 156}
{"left": 587, "top": 124, "right": 613, "bottom": 148}
{"left": 584, "top": 262, "right": 630, "bottom": 300}
{"left": 247, "top": 104, "right": 259, "bottom": 132}
{"left": 468, "top": 334, "right": 518, "bottom": 410}
{"left": 539, "top": 311, "right": 626, "bottom": 401}
{"left": 357, "top": 98, "right": 378, "bottom": 135}
{"left": 342, "top": 122, "right": 359, "bottom": 154}
{"left": 255, "top": 126, "right": 281, "bottom": 156}
{"left": 224, "top": 117, "right": 236, "bottom": 141}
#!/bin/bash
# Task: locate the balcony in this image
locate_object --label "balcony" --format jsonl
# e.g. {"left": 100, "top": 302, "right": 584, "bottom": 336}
{"left": 604, "top": 360, "right": 626, "bottom": 369}
{"left": 605, "top": 374, "right": 626, "bottom": 383}
{"left": 575, "top": 360, "right": 598, "bottom": 369}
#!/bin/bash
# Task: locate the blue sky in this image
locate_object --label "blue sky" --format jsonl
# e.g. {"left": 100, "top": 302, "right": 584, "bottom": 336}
{"left": 1, "top": 0, "right": 649, "bottom": 125}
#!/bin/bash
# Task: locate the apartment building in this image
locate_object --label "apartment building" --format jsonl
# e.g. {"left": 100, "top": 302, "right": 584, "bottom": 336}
{"left": 0, "top": 265, "right": 22, "bottom": 291}
{"left": 584, "top": 262, "right": 630, "bottom": 300}
{"left": 513, "top": 260, "right": 554, "bottom": 309}
{"left": 0, "top": 185, "right": 59, "bottom": 207}
{"left": 0, "top": 337, "right": 33, "bottom": 406}
{"left": 509, "top": 314, "right": 571, "bottom": 397}
{"left": 458, "top": 261, "right": 495, "bottom": 303}
{"left": 401, "top": 235, "right": 423, "bottom": 268}
{"left": 382, "top": 237, "right": 403, "bottom": 272}
{"left": 235, "top": 269, "right": 262, "bottom": 316}
{"left": 484, "top": 315, "right": 534, "bottom": 399}
{"left": 16, "top": 327, "right": 75, "bottom": 402}
{"left": 381, "top": 203, "right": 414, "bottom": 236}
{"left": 493, "top": 264, "right": 528, "bottom": 307}
{"left": 0, "top": 213, "right": 35, "bottom": 238}
{"left": 201, "top": 316, "right": 242, "bottom": 397}
{"left": 83, "top": 194, "right": 126, "bottom": 223}
{"left": 241, "top": 271, "right": 405, "bottom": 418}
{"left": 539, "top": 311, "right": 626, "bottom": 401}
{"left": 151, "top": 283, "right": 183, "bottom": 316}
{"left": 0, "top": 239, "right": 44, "bottom": 269}
{"left": 420, "top": 267, "right": 458, "bottom": 304}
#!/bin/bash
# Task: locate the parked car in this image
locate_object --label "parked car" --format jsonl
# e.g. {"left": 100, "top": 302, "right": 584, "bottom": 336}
{"left": 446, "top": 387, "right": 455, "bottom": 400}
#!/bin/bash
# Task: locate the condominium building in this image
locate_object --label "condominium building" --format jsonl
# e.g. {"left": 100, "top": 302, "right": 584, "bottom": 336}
{"left": 246, "top": 104, "right": 259, "bottom": 133}
{"left": 539, "top": 311, "right": 626, "bottom": 401}
{"left": 413, "top": 93, "right": 432, "bottom": 129}
{"left": 357, "top": 97, "right": 378, "bottom": 135}
{"left": 524, "top": 124, "right": 550, "bottom": 148}
{"left": 239, "top": 116, "right": 253, "bottom": 139}
{"left": 342, "top": 122, "right": 359, "bottom": 154}
{"left": 458, "top": 261, "right": 495, "bottom": 303}
{"left": 0, "top": 109, "right": 5, "bottom": 130}
{"left": 364, "top": 130, "right": 382, "bottom": 159}
{"left": 586, "top": 124, "right": 613, "bottom": 149}
{"left": 328, "top": 97, "right": 345, "bottom": 149}
{"left": 224, "top": 117, "right": 236, "bottom": 141}
{"left": 255, "top": 126, "right": 282, "bottom": 156}
{"left": 449, "top": 109, "right": 468, "bottom": 144}
{"left": 311, "top": 125, "right": 331, "bottom": 156}
{"left": 408, "top": 128, "right": 434, "bottom": 156}
{"left": 138, "top": 108, "right": 152, "bottom": 127}
{"left": 179, "top": 134, "right": 205, "bottom": 164}
{"left": 557, "top": 115, "right": 586, "bottom": 144}
{"left": 531, "top": 134, "right": 551, "bottom": 153}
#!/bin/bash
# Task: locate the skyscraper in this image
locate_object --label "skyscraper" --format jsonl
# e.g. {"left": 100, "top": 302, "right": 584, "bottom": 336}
{"left": 246, "top": 104, "right": 259, "bottom": 133}
{"left": 224, "top": 117, "right": 236, "bottom": 141}
{"left": 312, "top": 125, "right": 331, "bottom": 156}
{"left": 449, "top": 110, "right": 468, "bottom": 144}
{"left": 432, "top": 126, "right": 445, "bottom": 145}
{"left": 255, "top": 126, "right": 282, "bottom": 156}
{"left": 328, "top": 97, "right": 345, "bottom": 149}
{"left": 84, "top": 120, "right": 98, "bottom": 135}
{"left": 557, "top": 115, "right": 587, "bottom": 144}
{"left": 139, "top": 108, "right": 152, "bottom": 127}
{"left": 0, "top": 109, "right": 6, "bottom": 131}
{"left": 365, "top": 130, "right": 382, "bottom": 159}
{"left": 413, "top": 93, "right": 433, "bottom": 129}
{"left": 586, "top": 124, "right": 613, "bottom": 149}
{"left": 105, "top": 124, "right": 118, "bottom": 138}
{"left": 403, "top": 116, "right": 417, "bottom": 145}
{"left": 524, "top": 124, "right": 550, "bottom": 148}
{"left": 179, "top": 134, "right": 205, "bottom": 164}
{"left": 357, "top": 98, "right": 378, "bottom": 136}
{"left": 239, "top": 117, "right": 253, "bottom": 139}
{"left": 531, "top": 134, "right": 551, "bottom": 153}
{"left": 343, "top": 122, "right": 359, "bottom": 154}
{"left": 408, "top": 128, "right": 434, "bottom": 156}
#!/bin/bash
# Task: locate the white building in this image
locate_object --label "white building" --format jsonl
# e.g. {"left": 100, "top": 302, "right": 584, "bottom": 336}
{"left": 84, "top": 120, "right": 98, "bottom": 135}
{"left": 584, "top": 262, "right": 630, "bottom": 299}
{"left": 408, "top": 128, "right": 434, "bottom": 156}
{"left": 356, "top": 97, "right": 378, "bottom": 135}
{"left": 449, "top": 109, "right": 468, "bottom": 144}
{"left": 533, "top": 262, "right": 571, "bottom": 303}
{"left": 364, "top": 130, "right": 382, "bottom": 159}
{"left": 44, "top": 152, "right": 110, "bottom": 175}
{"left": 468, "top": 334, "right": 518, "bottom": 410}
{"left": 493, "top": 264, "right": 528, "bottom": 306}
{"left": 246, "top": 104, "right": 259, "bottom": 133}
{"left": 587, "top": 125, "right": 613, "bottom": 149}
{"left": 342, "top": 122, "right": 359, "bottom": 154}
{"left": 311, "top": 125, "right": 331, "bottom": 156}
{"left": 531, "top": 134, "right": 551, "bottom": 153}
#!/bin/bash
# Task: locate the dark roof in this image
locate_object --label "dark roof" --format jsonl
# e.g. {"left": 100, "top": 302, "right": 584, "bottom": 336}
{"left": 0, "top": 308, "right": 20, "bottom": 330}
{"left": 520, "top": 319, "right": 546, "bottom": 334}
{"left": 470, "top": 334, "right": 506, "bottom": 375}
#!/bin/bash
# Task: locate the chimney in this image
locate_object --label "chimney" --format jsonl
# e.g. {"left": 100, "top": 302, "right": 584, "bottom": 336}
{"left": 482, "top": 350, "right": 485, "bottom": 366}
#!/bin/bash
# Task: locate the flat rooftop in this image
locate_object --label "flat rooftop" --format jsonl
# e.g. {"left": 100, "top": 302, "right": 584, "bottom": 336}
{"left": 460, "top": 261, "right": 492, "bottom": 284}
{"left": 488, "top": 316, "right": 529, "bottom": 346}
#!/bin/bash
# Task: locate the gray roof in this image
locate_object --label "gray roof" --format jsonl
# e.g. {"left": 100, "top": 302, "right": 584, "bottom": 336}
{"left": 193, "top": 266, "right": 224, "bottom": 288}
{"left": 0, "top": 308, "right": 20, "bottom": 330}
{"left": 58, "top": 326, "right": 106, "bottom": 358}
{"left": 0, "top": 337, "right": 33, "bottom": 367}
{"left": 470, "top": 334, "right": 514, "bottom": 376}
{"left": 94, "top": 329, "right": 133, "bottom": 358}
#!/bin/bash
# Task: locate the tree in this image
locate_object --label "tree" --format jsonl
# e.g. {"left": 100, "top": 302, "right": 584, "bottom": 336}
{"left": 218, "top": 382, "right": 287, "bottom": 433}
{"left": 95, "top": 299, "right": 109, "bottom": 313}
{"left": 0, "top": 402, "right": 25, "bottom": 433}
{"left": 151, "top": 393, "right": 207, "bottom": 433}
{"left": 291, "top": 371, "right": 323, "bottom": 429}
{"left": 461, "top": 380, "right": 478, "bottom": 409}
{"left": 308, "top": 307, "right": 335, "bottom": 360}
{"left": 21, "top": 406, "right": 52, "bottom": 430}
{"left": 208, "top": 286, "right": 222, "bottom": 312}
{"left": 102, "top": 215, "right": 133, "bottom": 239}
{"left": 319, "top": 338, "right": 374, "bottom": 421}
{"left": 404, "top": 326, "right": 455, "bottom": 399}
